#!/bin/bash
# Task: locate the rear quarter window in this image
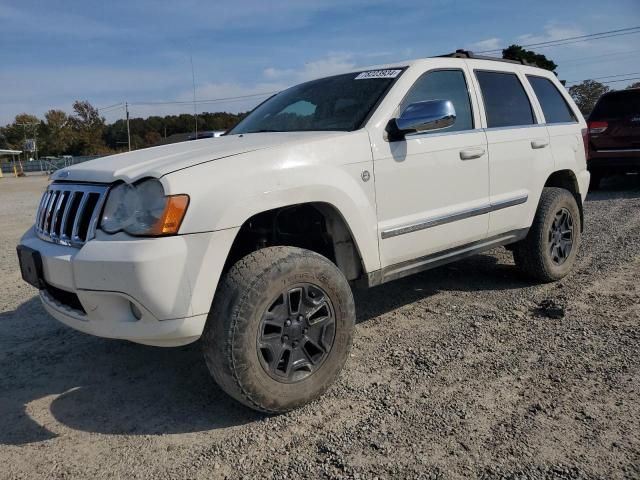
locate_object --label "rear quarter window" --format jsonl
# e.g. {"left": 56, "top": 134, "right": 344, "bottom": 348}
{"left": 526, "top": 75, "right": 577, "bottom": 124}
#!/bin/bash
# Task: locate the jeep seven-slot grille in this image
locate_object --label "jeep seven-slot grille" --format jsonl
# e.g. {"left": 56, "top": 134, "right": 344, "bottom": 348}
{"left": 35, "top": 183, "right": 109, "bottom": 247}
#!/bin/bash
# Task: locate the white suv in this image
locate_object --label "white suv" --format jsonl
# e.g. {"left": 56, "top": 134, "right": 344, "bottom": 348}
{"left": 17, "top": 51, "right": 589, "bottom": 412}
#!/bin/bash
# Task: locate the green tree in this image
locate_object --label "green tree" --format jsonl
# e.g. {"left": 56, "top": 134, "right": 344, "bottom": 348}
{"left": 568, "top": 80, "right": 611, "bottom": 116}
{"left": 41, "top": 110, "right": 72, "bottom": 156}
{"left": 502, "top": 45, "right": 557, "bottom": 71}
{"left": 1, "top": 114, "right": 41, "bottom": 153}
{"left": 70, "top": 100, "right": 108, "bottom": 155}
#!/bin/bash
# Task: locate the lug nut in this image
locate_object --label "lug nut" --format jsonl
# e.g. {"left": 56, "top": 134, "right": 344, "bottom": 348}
{"left": 283, "top": 335, "right": 289, "bottom": 342}
{"left": 303, "top": 328, "right": 308, "bottom": 334}
{"left": 292, "top": 341, "right": 299, "bottom": 347}
{"left": 297, "top": 315, "right": 304, "bottom": 322}
{"left": 285, "top": 319, "right": 291, "bottom": 326}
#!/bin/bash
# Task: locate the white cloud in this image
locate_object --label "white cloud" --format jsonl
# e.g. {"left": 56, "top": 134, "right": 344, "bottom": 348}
{"left": 467, "top": 37, "right": 502, "bottom": 52}
{"left": 517, "top": 24, "right": 585, "bottom": 48}
{"left": 263, "top": 53, "right": 356, "bottom": 83}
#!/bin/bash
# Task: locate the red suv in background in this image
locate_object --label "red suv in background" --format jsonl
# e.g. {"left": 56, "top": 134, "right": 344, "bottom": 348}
{"left": 587, "top": 88, "right": 640, "bottom": 189}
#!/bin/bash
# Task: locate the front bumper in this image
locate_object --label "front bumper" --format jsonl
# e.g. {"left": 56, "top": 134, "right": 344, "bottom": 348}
{"left": 19, "top": 226, "right": 239, "bottom": 346}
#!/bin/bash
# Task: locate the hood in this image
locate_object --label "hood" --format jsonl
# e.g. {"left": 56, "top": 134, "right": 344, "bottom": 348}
{"left": 55, "top": 131, "right": 346, "bottom": 184}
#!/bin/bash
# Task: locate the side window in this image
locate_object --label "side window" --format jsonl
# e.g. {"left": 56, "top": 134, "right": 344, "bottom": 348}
{"left": 526, "top": 75, "right": 577, "bottom": 124}
{"left": 400, "top": 69, "right": 474, "bottom": 132}
{"left": 475, "top": 71, "right": 535, "bottom": 128}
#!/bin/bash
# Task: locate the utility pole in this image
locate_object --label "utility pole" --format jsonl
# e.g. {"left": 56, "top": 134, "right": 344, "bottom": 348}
{"left": 125, "top": 102, "right": 131, "bottom": 152}
{"left": 17, "top": 122, "right": 38, "bottom": 162}
{"left": 190, "top": 54, "right": 198, "bottom": 139}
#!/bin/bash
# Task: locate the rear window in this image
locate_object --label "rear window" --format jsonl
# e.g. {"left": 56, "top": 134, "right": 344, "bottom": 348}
{"left": 527, "top": 75, "right": 577, "bottom": 124}
{"left": 475, "top": 71, "right": 536, "bottom": 128}
{"left": 590, "top": 90, "right": 640, "bottom": 120}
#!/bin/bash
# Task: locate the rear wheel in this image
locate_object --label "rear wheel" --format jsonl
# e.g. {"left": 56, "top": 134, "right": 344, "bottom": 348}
{"left": 513, "top": 187, "right": 581, "bottom": 282}
{"left": 202, "top": 246, "right": 355, "bottom": 413}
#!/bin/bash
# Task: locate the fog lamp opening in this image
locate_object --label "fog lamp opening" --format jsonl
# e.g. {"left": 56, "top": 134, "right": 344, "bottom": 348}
{"left": 130, "top": 301, "right": 143, "bottom": 320}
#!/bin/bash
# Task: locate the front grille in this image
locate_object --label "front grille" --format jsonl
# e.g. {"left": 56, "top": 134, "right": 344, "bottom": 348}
{"left": 35, "top": 183, "right": 109, "bottom": 247}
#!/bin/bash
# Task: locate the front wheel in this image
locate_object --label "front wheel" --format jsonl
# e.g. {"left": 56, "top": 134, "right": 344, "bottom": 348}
{"left": 513, "top": 187, "right": 581, "bottom": 282}
{"left": 202, "top": 246, "right": 355, "bottom": 413}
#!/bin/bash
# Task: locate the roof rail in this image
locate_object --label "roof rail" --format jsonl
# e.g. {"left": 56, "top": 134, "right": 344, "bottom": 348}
{"left": 436, "top": 49, "right": 536, "bottom": 67}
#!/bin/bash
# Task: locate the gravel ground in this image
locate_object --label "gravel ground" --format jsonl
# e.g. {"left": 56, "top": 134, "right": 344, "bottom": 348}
{"left": 0, "top": 174, "right": 639, "bottom": 480}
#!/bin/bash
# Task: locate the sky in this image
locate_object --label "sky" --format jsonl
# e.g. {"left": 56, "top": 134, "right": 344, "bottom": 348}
{"left": 1, "top": 0, "right": 639, "bottom": 125}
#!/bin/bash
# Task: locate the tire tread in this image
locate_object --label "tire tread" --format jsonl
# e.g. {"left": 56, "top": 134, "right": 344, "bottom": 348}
{"left": 203, "top": 246, "right": 353, "bottom": 413}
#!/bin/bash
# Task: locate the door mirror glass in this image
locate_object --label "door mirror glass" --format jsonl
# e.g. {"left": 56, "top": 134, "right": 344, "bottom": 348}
{"left": 391, "top": 100, "right": 456, "bottom": 138}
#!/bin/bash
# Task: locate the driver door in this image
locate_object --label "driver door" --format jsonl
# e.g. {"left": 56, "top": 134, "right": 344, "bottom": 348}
{"left": 371, "top": 66, "right": 490, "bottom": 272}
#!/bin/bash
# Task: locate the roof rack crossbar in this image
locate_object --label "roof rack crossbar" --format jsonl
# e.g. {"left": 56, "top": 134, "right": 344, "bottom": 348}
{"left": 436, "top": 49, "right": 535, "bottom": 67}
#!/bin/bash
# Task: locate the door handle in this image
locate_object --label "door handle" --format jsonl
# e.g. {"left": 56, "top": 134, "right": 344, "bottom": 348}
{"left": 459, "top": 148, "right": 486, "bottom": 160}
{"left": 531, "top": 139, "right": 549, "bottom": 149}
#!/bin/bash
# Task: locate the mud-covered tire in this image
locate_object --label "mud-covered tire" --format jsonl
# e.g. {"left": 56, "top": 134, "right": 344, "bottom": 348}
{"left": 202, "top": 246, "right": 355, "bottom": 413}
{"left": 513, "top": 187, "right": 581, "bottom": 283}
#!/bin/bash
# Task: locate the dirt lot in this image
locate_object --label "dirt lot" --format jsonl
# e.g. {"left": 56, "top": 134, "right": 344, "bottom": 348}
{"left": 0, "top": 174, "right": 639, "bottom": 480}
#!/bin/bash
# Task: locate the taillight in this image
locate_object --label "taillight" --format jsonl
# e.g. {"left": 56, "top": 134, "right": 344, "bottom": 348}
{"left": 588, "top": 121, "right": 608, "bottom": 134}
{"left": 581, "top": 127, "right": 589, "bottom": 157}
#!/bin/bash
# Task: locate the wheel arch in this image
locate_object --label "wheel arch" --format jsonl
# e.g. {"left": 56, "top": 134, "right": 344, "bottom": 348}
{"left": 544, "top": 169, "right": 584, "bottom": 231}
{"left": 222, "top": 201, "right": 370, "bottom": 283}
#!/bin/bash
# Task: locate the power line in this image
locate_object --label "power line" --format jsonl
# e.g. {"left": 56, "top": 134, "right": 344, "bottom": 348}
{"left": 96, "top": 102, "right": 124, "bottom": 112}
{"left": 477, "top": 26, "right": 640, "bottom": 54}
{"left": 601, "top": 77, "right": 640, "bottom": 84}
{"left": 557, "top": 49, "right": 640, "bottom": 65}
{"left": 566, "top": 76, "right": 640, "bottom": 86}
{"left": 565, "top": 72, "right": 640, "bottom": 82}
{"left": 512, "top": 26, "right": 640, "bottom": 49}
{"left": 528, "top": 31, "right": 640, "bottom": 51}
{"left": 129, "top": 91, "right": 278, "bottom": 107}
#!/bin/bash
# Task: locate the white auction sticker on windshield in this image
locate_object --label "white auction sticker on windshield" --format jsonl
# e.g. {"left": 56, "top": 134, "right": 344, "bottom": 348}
{"left": 355, "top": 69, "right": 402, "bottom": 80}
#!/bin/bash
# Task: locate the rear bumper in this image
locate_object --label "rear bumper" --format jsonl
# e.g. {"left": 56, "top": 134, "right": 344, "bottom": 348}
{"left": 19, "top": 226, "right": 239, "bottom": 346}
{"left": 588, "top": 149, "right": 640, "bottom": 172}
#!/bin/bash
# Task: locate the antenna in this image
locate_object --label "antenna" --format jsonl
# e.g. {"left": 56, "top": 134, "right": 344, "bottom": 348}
{"left": 125, "top": 102, "right": 131, "bottom": 152}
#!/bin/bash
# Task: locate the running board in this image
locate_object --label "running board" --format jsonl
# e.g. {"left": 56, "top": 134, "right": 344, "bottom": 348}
{"left": 366, "top": 228, "right": 529, "bottom": 287}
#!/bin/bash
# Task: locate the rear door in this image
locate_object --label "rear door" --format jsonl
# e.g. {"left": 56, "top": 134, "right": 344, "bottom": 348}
{"left": 525, "top": 74, "right": 584, "bottom": 177}
{"left": 468, "top": 63, "right": 554, "bottom": 236}
{"left": 589, "top": 90, "right": 640, "bottom": 151}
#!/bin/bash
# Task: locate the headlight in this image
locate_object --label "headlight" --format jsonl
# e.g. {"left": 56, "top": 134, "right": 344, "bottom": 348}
{"left": 100, "top": 179, "right": 189, "bottom": 236}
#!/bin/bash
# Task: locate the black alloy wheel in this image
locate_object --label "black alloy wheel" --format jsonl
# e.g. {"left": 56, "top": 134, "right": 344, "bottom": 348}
{"left": 548, "top": 207, "right": 574, "bottom": 265}
{"left": 257, "top": 284, "right": 336, "bottom": 383}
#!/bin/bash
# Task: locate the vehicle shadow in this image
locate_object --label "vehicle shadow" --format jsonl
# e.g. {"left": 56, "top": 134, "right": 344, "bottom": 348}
{"left": 0, "top": 297, "right": 261, "bottom": 445}
{"left": 354, "top": 251, "right": 532, "bottom": 323}
{"left": 586, "top": 173, "right": 640, "bottom": 202}
{"left": 1, "top": 249, "right": 529, "bottom": 445}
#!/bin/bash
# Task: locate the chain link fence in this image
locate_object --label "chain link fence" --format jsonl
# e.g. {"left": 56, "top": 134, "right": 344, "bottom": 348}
{"left": 0, "top": 155, "right": 103, "bottom": 175}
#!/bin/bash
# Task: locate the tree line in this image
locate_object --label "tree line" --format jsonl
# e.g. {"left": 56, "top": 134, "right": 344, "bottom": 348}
{"left": 1, "top": 45, "right": 638, "bottom": 158}
{"left": 0, "top": 101, "right": 246, "bottom": 157}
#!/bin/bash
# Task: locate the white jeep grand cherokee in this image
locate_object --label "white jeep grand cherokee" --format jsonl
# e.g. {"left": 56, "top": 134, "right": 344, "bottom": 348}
{"left": 17, "top": 51, "right": 589, "bottom": 412}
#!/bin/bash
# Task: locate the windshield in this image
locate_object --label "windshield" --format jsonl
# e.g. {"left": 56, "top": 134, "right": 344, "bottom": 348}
{"left": 229, "top": 69, "right": 404, "bottom": 134}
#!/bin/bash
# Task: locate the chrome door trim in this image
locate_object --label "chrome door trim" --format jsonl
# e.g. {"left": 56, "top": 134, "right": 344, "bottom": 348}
{"left": 402, "top": 127, "right": 483, "bottom": 140}
{"left": 483, "top": 123, "right": 544, "bottom": 132}
{"left": 380, "top": 193, "right": 528, "bottom": 239}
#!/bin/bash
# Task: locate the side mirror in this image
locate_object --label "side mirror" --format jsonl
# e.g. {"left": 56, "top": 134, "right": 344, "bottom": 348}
{"left": 387, "top": 100, "right": 456, "bottom": 140}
